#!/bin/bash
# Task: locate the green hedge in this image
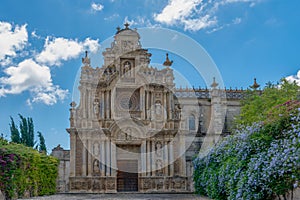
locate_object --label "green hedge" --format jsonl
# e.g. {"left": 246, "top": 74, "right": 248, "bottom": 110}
{"left": 0, "top": 138, "right": 58, "bottom": 199}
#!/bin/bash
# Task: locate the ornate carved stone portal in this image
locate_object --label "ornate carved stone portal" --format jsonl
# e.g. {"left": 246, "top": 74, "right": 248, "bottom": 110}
{"left": 52, "top": 24, "right": 244, "bottom": 193}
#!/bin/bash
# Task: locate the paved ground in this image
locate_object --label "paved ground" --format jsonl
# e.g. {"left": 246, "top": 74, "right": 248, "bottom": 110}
{"left": 19, "top": 193, "right": 210, "bottom": 200}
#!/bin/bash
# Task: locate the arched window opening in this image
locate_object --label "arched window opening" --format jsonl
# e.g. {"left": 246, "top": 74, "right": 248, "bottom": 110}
{"left": 189, "top": 115, "right": 196, "bottom": 130}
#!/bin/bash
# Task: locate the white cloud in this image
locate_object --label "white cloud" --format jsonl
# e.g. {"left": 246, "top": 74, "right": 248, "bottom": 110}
{"left": 286, "top": 70, "right": 300, "bottom": 86}
{"left": 83, "top": 38, "right": 100, "bottom": 53}
{"left": 31, "top": 30, "right": 42, "bottom": 39}
{"left": 0, "top": 59, "right": 68, "bottom": 105}
{"left": 91, "top": 2, "right": 104, "bottom": 12}
{"left": 104, "top": 13, "right": 120, "bottom": 21}
{"left": 154, "top": 0, "right": 202, "bottom": 25}
{"left": 123, "top": 16, "right": 160, "bottom": 28}
{"left": 0, "top": 21, "right": 99, "bottom": 106}
{"left": 233, "top": 17, "right": 242, "bottom": 24}
{"left": 182, "top": 15, "right": 217, "bottom": 31}
{"left": 0, "top": 22, "right": 28, "bottom": 65}
{"left": 31, "top": 85, "right": 68, "bottom": 105}
{"left": 154, "top": 0, "right": 261, "bottom": 31}
{"left": 36, "top": 37, "right": 100, "bottom": 66}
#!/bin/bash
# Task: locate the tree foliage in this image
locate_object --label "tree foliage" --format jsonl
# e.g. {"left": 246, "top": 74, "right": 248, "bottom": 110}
{"left": 0, "top": 138, "right": 58, "bottom": 199}
{"left": 194, "top": 79, "right": 300, "bottom": 199}
{"left": 10, "top": 117, "right": 20, "bottom": 143}
{"left": 37, "top": 131, "right": 47, "bottom": 153}
{"left": 236, "top": 79, "right": 300, "bottom": 127}
{"left": 9, "top": 115, "right": 46, "bottom": 152}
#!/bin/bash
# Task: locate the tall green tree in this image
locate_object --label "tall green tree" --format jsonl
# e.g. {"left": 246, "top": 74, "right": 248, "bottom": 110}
{"left": 18, "top": 114, "right": 35, "bottom": 147}
{"left": 28, "top": 117, "right": 34, "bottom": 147}
{"left": 37, "top": 131, "right": 47, "bottom": 153}
{"left": 9, "top": 115, "right": 43, "bottom": 149}
{"left": 9, "top": 117, "right": 20, "bottom": 143}
{"left": 236, "top": 79, "right": 300, "bottom": 126}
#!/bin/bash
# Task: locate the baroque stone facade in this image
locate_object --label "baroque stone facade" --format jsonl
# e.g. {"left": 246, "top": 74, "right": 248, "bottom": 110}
{"left": 53, "top": 24, "right": 245, "bottom": 193}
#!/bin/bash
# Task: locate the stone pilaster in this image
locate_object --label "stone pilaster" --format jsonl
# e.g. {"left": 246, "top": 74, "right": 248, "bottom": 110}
{"left": 69, "top": 132, "right": 76, "bottom": 177}
{"left": 141, "top": 141, "right": 146, "bottom": 176}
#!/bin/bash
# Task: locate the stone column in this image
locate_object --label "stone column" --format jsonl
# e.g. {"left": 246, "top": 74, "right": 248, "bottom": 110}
{"left": 82, "top": 89, "right": 87, "bottom": 118}
{"left": 106, "top": 140, "right": 111, "bottom": 176}
{"left": 152, "top": 140, "right": 156, "bottom": 176}
{"left": 168, "top": 92, "right": 172, "bottom": 119}
{"left": 87, "top": 89, "right": 91, "bottom": 119}
{"left": 100, "top": 139, "right": 105, "bottom": 176}
{"left": 179, "top": 132, "right": 186, "bottom": 176}
{"left": 149, "top": 91, "right": 152, "bottom": 119}
{"left": 163, "top": 91, "right": 167, "bottom": 120}
{"left": 82, "top": 138, "right": 87, "bottom": 176}
{"left": 104, "top": 91, "right": 107, "bottom": 119}
{"left": 164, "top": 140, "right": 169, "bottom": 176}
{"left": 108, "top": 90, "right": 111, "bottom": 119}
{"left": 88, "top": 139, "right": 92, "bottom": 176}
{"left": 141, "top": 87, "right": 145, "bottom": 119}
{"left": 111, "top": 88, "right": 115, "bottom": 119}
{"left": 146, "top": 140, "right": 151, "bottom": 176}
{"left": 144, "top": 91, "right": 147, "bottom": 119}
{"left": 105, "top": 90, "right": 109, "bottom": 119}
{"left": 169, "top": 140, "right": 174, "bottom": 176}
{"left": 111, "top": 142, "right": 117, "bottom": 176}
{"left": 70, "top": 132, "right": 76, "bottom": 177}
{"left": 141, "top": 141, "right": 146, "bottom": 176}
{"left": 100, "top": 91, "right": 104, "bottom": 119}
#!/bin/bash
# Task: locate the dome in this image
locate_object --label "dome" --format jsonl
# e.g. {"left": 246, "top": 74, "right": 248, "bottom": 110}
{"left": 115, "top": 23, "right": 140, "bottom": 39}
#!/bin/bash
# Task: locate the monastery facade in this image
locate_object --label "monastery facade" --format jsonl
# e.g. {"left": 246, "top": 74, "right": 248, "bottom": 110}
{"left": 52, "top": 24, "right": 246, "bottom": 193}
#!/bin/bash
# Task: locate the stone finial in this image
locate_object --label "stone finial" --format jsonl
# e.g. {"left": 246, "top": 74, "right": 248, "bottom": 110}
{"left": 250, "top": 78, "right": 260, "bottom": 90}
{"left": 211, "top": 77, "right": 219, "bottom": 89}
{"left": 116, "top": 26, "right": 121, "bottom": 32}
{"left": 124, "top": 22, "right": 130, "bottom": 29}
{"left": 70, "top": 101, "right": 77, "bottom": 108}
{"left": 82, "top": 50, "right": 90, "bottom": 65}
{"left": 163, "top": 53, "right": 173, "bottom": 67}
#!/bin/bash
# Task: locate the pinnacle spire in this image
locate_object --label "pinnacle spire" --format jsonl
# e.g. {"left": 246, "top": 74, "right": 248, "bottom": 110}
{"left": 211, "top": 77, "right": 219, "bottom": 88}
{"left": 250, "top": 78, "right": 260, "bottom": 90}
{"left": 163, "top": 53, "right": 173, "bottom": 67}
{"left": 82, "top": 50, "right": 90, "bottom": 66}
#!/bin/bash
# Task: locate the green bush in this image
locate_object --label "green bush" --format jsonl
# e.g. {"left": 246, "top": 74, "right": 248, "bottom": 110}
{"left": 0, "top": 138, "right": 58, "bottom": 199}
{"left": 194, "top": 109, "right": 300, "bottom": 199}
{"left": 194, "top": 80, "right": 300, "bottom": 199}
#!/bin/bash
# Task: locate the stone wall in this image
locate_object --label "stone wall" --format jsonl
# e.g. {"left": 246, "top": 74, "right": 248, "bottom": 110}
{"left": 51, "top": 145, "right": 70, "bottom": 193}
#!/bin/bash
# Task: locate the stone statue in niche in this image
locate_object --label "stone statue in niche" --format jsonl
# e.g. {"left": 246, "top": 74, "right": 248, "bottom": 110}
{"left": 156, "top": 159, "right": 163, "bottom": 176}
{"left": 174, "top": 104, "right": 181, "bottom": 120}
{"left": 93, "top": 100, "right": 99, "bottom": 115}
{"left": 174, "top": 159, "right": 180, "bottom": 175}
{"left": 123, "top": 61, "right": 131, "bottom": 77}
{"left": 93, "top": 159, "right": 100, "bottom": 174}
{"left": 93, "top": 143, "right": 99, "bottom": 156}
{"left": 155, "top": 141, "right": 162, "bottom": 156}
{"left": 155, "top": 101, "right": 162, "bottom": 120}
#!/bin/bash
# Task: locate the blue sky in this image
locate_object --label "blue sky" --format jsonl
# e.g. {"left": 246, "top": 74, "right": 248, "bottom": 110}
{"left": 0, "top": 0, "right": 299, "bottom": 152}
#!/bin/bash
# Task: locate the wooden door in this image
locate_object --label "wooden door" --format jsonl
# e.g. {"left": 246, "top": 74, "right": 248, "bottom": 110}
{"left": 117, "top": 160, "right": 138, "bottom": 192}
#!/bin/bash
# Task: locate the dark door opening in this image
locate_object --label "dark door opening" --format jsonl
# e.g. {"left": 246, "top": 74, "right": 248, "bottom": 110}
{"left": 117, "top": 160, "right": 138, "bottom": 192}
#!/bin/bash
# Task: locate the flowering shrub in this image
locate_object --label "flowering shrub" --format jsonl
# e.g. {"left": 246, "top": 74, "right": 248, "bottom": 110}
{"left": 194, "top": 108, "right": 300, "bottom": 200}
{"left": 0, "top": 138, "right": 58, "bottom": 199}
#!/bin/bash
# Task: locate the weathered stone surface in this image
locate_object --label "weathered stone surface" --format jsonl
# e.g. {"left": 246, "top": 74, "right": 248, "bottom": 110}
{"left": 52, "top": 24, "right": 243, "bottom": 193}
{"left": 18, "top": 193, "right": 211, "bottom": 200}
